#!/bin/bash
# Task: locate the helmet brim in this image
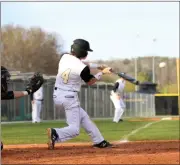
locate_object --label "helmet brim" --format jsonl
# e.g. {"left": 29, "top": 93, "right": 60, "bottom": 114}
{"left": 88, "top": 48, "right": 93, "bottom": 52}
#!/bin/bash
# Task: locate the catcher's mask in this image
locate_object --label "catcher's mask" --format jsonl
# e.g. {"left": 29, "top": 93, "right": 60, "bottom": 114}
{"left": 1, "top": 66, "right": 11, "bottom": 93}
{"left": 71, "top": 39, "right": 93, "bottom": 59}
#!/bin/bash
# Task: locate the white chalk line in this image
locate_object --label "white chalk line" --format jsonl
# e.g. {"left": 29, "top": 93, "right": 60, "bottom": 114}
{"left": 116, "top": 120, "right": 163, "bottom": 144}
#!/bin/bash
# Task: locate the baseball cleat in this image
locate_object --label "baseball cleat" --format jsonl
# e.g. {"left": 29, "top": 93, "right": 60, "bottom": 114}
{"left": 47, "top": 128, "right": 58, "bottom": 150}
{"left": 93, "top": 140, "right": 113, "bottom": 148}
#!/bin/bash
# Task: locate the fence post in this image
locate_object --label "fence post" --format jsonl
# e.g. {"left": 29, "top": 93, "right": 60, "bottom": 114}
{"left": 105, "top": 84, "right": 108, "bottom": 118}
{"left": 140, "top": 93, "right": 142, "bottom": 117}
{"left": 53, "top": 96, "right": 56, "bottom": 120}
{"left": 94, "top": 87, "right": 97, "bottom": 118}
{"left": 102, "top": 87, "right": 105, "bottom": 117}
{"left": 97, "top": 84, "right": 99, "bottom": 118}
{"left": 130, "top": 93, "right": 133, "bottom": 117}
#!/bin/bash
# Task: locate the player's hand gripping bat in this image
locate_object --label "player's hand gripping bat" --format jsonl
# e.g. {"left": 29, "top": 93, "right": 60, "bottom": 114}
{"left": 85, "top": 62, "right": 139, "bottom": 85}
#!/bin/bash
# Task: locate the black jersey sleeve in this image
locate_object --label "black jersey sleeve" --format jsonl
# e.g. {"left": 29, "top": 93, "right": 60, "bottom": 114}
{"left": 112, "top": 82, "right": 119, "bottom": 92}
{"left": 1, "top": 91, "right": 15, "bottom": 100}
{"left": 80, "top": 66, "right": 95, "bottom": 83}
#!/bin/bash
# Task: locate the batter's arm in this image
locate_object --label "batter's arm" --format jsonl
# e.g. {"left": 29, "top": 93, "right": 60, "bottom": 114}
{"left": 80, "top": 66, "right": 98, "bottom": 85}
{"left": 80, "top": 66, "right": 112, "bottom": 85}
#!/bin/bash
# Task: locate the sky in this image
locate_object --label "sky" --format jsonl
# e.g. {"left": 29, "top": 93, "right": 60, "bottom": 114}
{"left": 1, "top": 2, "right": 179, "bottom": 60}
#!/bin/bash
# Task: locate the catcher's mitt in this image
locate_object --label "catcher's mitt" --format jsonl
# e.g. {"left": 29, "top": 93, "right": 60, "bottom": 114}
{"left": 25, "top": 72, "right": 44, "bottom": 94}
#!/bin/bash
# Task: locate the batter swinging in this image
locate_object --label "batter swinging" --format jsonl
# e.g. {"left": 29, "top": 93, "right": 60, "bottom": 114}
{"left": 47, "top": 39, "right": 113, "bottom": 149}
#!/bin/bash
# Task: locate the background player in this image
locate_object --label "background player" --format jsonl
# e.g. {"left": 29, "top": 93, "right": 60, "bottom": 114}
{"left": 1, "top": 66, "right": 44, "bottom": 150}
{"left": 47, "top": 39, "right": 113, "bottom": 149}
{"left": 110, "top": 73, "right": 126, "bottom": 123}
{"left": 31, "top": 85, "right": 44, "bottom": 123}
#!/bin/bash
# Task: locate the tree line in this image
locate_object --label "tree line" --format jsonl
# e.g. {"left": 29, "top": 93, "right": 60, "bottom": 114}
{"left": 1, "top": 24, "right": 62, "bottom": 74}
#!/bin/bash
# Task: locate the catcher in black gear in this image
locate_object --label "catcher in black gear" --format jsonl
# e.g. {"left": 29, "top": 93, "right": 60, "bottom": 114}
{"left": 1, "top": 66, "right": 44, "bottom": 150}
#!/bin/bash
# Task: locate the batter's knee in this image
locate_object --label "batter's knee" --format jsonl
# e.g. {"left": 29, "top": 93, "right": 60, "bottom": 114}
{"left": 69, "top": 125, "right": 80, "bottom": 137}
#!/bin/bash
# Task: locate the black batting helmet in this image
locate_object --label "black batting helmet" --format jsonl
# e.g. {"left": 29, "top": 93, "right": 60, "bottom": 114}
{"left": 1, "top": 66, "right": 11, "bottom": 93}
{"left": 71, "top": 39, "right": 93, "bottom": 59}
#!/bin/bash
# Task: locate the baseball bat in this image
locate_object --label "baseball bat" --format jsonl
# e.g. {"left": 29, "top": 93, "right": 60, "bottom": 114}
{"left": 112, "top": 71, "right": 139, "bottom": 85}
{"left": 94, "top": 64, "right": 139, "bottom": 85}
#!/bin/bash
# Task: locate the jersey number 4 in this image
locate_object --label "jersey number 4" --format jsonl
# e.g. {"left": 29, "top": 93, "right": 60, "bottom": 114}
{"left": 61, "top": 69, "right": 71, "bottom": 84}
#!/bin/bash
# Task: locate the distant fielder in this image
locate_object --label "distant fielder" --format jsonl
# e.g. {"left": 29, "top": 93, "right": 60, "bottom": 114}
{"left": 110, "top": 73, "right": 126, "bottom": 123}
{"left": 47, "top": 39, "right": 113, "bottom": 149}
{"left": 31, "top": 85, "right": 44, "bottom": 123}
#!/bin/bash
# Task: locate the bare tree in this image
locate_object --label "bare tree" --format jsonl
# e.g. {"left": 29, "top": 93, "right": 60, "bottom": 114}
{"left": 1, "top": 24, "right": 63, "bottom": 74}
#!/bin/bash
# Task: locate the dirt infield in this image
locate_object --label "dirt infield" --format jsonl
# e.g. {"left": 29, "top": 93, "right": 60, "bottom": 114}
{"left": 2, "top": 140, "right": 179, "bottom": 164}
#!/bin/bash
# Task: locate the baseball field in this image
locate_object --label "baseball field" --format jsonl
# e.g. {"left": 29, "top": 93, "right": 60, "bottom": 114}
{"left": 1, "top": 117, "right": 180, "bottom": 164}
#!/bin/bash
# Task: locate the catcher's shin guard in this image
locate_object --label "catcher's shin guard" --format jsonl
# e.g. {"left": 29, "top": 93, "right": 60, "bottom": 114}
{"left": 47, "top": 128, "right": 58, "bottom": 150}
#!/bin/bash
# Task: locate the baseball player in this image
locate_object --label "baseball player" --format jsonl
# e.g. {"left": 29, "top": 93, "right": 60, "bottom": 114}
{"left": 110, "top": 74, "right": 126, "bottom": 123}
{"left": 31, "top": 86, "right": 44, "bottom": 123}
{"left": 1, "top": 66, "right": 44, "bottom": 151}
{"left": 47, "top": 39, "right": 113, "bottom": 149}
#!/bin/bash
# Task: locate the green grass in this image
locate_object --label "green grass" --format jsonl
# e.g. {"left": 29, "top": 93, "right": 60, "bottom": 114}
{"left": 129, "top": 120, "right": 180, "bottom": 141}
{"left": 1, "top": 119, "right": 179, "bottom": 145}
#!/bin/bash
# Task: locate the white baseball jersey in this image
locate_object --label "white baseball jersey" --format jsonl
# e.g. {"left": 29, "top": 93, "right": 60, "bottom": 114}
{"left": 115, "top": 79, "right": 126, "bottom": 95}
{"left": 110, "top": 79, "right": 126, "bottom": 122}
{"left": 33, "top": 86, "right": 43, "bottom": 100}
{"left": 54, "top": 54, "right": 86, "bottom": 92}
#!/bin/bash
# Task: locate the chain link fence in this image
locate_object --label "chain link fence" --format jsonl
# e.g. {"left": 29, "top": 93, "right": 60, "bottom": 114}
{"left": 1, "top": 79, "right": 156, "bottom": 122}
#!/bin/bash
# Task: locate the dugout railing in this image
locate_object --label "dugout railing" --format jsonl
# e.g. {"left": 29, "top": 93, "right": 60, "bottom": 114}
{"left": 1, "top": 79, "right": 156, "bottom": 122}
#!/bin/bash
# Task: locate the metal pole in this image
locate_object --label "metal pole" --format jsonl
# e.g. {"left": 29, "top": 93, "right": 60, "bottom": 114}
{"left": 152, "top": 56, "right": 155, "bottom": 83}
{"left": 152, "top": 38, "right": 157, "bottom": 83}
{"left": 135, "top": 33, "right": 140, "bottom": 91}
{"left": 177, "top": 58, "right": 180, "bottom": 96}
{"left": 176, "top": 58, "right": 180, "bottom": 115}
{"left": 135, "top": 58, "right": 138, "bottom": 91}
